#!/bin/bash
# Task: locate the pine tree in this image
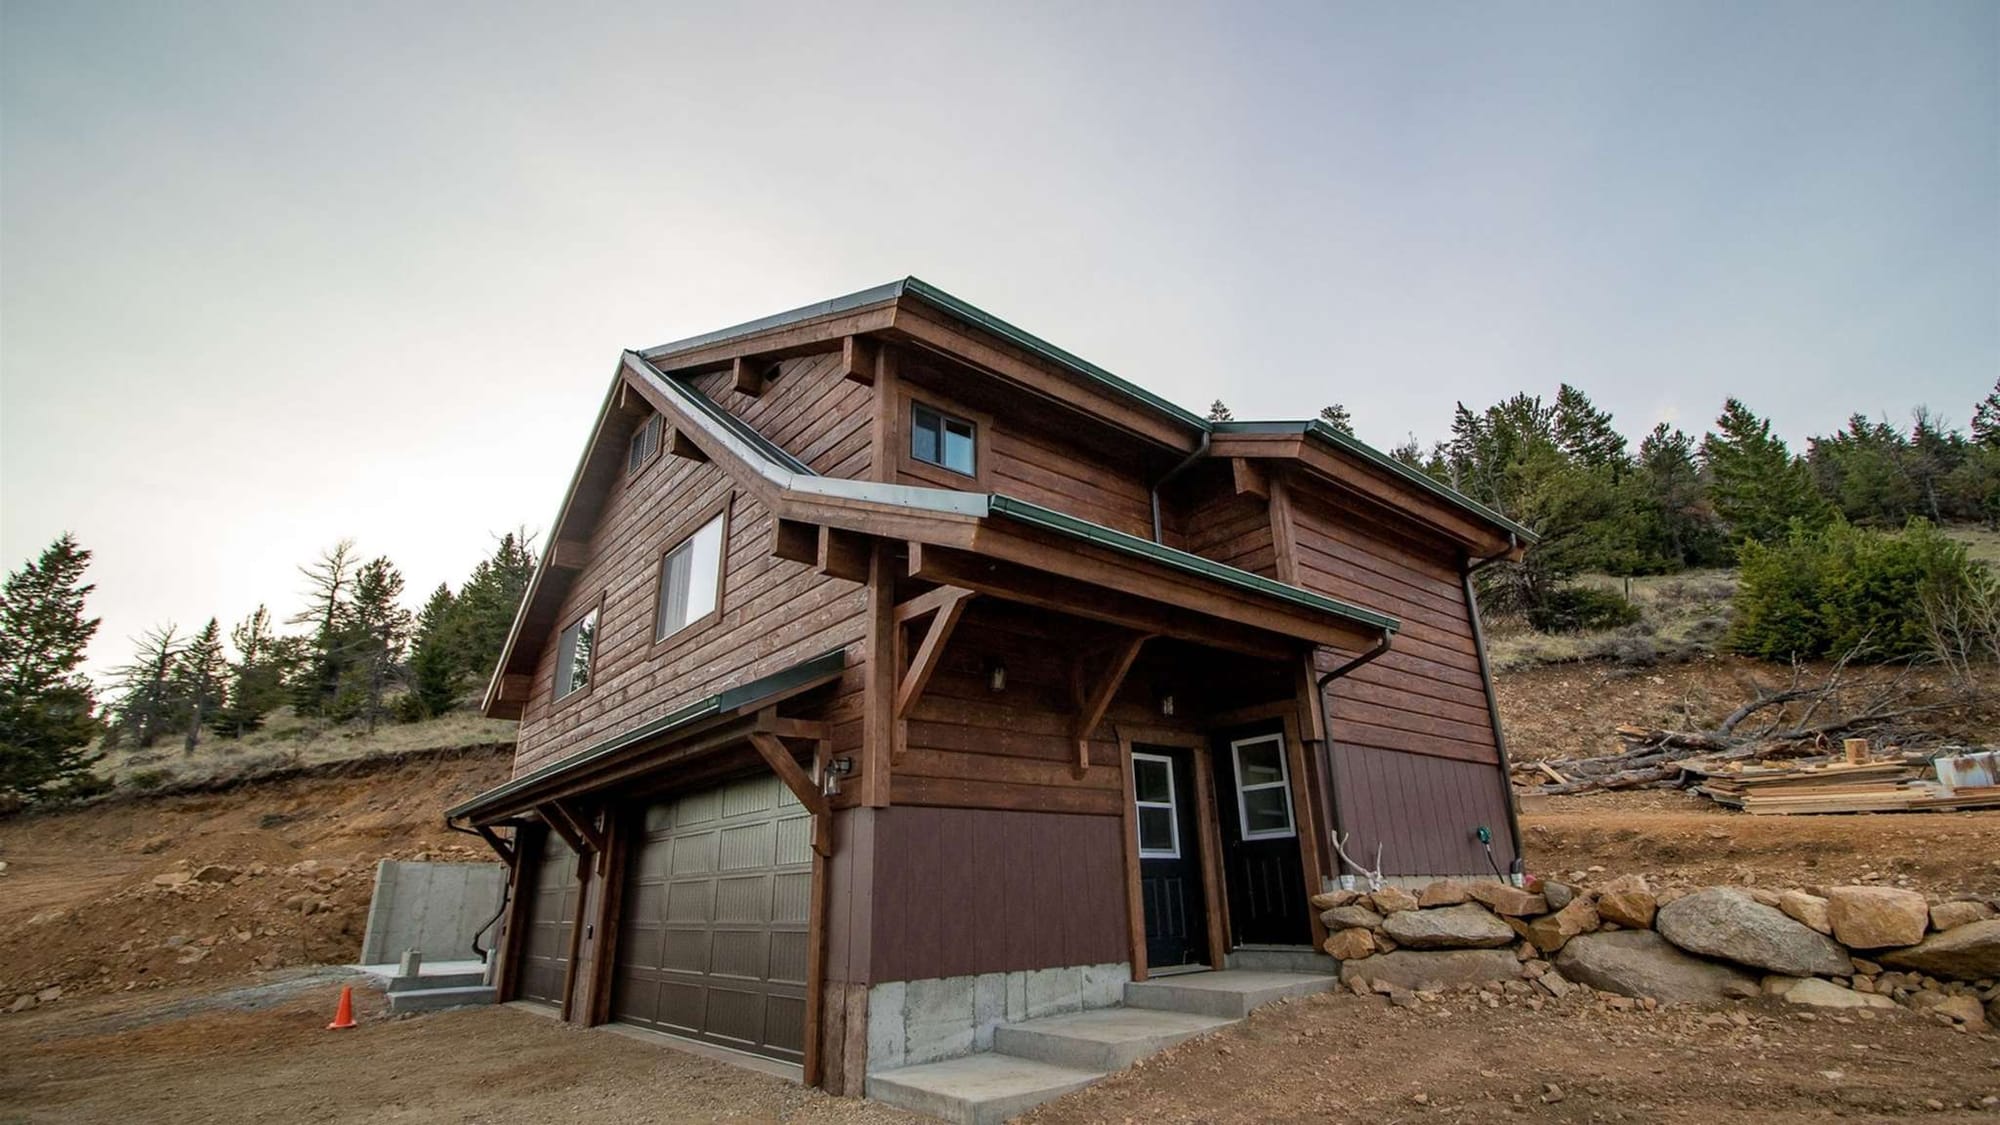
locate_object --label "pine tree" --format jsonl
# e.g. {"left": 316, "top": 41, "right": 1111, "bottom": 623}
{"left": 211, "top": 606, "right": 288, "bottom": 737}
{"left": 402, "top": 584, "right": 459, "bottom": 720}
{"left": 112, "top": 625, "right": 184, "bottom": 748}
{"left": 344, "top": 557, "right": 411, "bottom": 733}
{"left": 1553, "top": 384, "right": 1627, "bottom": 470}
{"left": 1700, "top": 398, "right": 1827, "bottom": 547}
{"left": 1972, "top": 379, "right": 2000, "bottom": 449}
{"left": 289, "top": 540, "right": 357, "bottom": 716}
{"left": 1207, "top": 400, "right": 1234, "bottom": 423}
{"left": 445, "top": 531, "right": 536, "bottom": 685}
{"left": 1633, "top": 423, "right": 1724, "bottom": 569}
{"left": 1318, "top": 404, "right": 1354, "bottom": 436}
{"left": 175, "top": 618, "right": 226, "bottom": 754}
{"left": 0, "top": 535, "right": 103, "bottom": 800}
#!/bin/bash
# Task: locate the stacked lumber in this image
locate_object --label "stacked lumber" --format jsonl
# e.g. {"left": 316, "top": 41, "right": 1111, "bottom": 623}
{"left": 1690, "top": 758, "right": 2000, "bottom": 815}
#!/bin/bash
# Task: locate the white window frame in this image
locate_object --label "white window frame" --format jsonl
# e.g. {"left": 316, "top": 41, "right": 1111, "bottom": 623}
{"left": 1131, "top": 752, "right": 1181, "bottom": 859}
{"left": 654, "top": 512, "right": 726, "bottom": 643}
{"left": 1230, "top": 733, "right": 1296, "bottom": 841}
{"left": 627, "top": 413, "right": 661, "bottom": 476}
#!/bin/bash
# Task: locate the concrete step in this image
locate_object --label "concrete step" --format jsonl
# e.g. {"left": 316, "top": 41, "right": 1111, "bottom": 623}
{"left": 387, "top": 970, "right": 487, "bottom": 993}
{"left": 386, "top": 984, "right": 497, "bottom": 1014}
{"left": 1121, "top": 969, "right": 1336, "bottom": 1019}
{"left": 866, "top": 1053, "right": 1104, "bottom": 1125}
{"left": 991, "top": 1006, "right": 1232, "bottom": 1072}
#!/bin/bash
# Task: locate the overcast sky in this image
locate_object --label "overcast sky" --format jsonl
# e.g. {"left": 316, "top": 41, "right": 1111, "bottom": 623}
{"left": 3, "top": 0, "right": 1995, "bottom": 682}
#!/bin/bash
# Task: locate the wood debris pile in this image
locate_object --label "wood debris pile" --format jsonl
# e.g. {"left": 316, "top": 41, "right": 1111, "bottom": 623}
{"left": 1683, "top": 758, "right": 2000, "bottom": 816}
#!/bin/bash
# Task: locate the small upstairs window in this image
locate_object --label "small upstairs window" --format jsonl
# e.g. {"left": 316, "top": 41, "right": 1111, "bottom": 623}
{"left": 656, "top": 512, "right": 726, "bottom": 642}
{"left": 554, "top": 606, "right": 598, "bottom": 701}
{"left": 628, "top": 414, "right": 662, "bottom": 476}
{"left": 911, "top": 403, "right": 976, "bottom": 476}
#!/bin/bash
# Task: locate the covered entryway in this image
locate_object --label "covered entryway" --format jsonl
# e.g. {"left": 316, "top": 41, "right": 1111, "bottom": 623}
{"left": 1213, "top": 725, "right": 1312, "bottom": 946}
{"left": 517, "top": 831, "right": 579, "bottom": 1005}
{"left": 611, "top": 772, "right": 813, "bottom": 1063}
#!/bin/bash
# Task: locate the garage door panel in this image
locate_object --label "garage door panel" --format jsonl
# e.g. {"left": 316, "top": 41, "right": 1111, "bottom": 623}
{"left": 612, "top": 770, "right": 812, "bottom": 1063}
{"left": 517, "top": 833, "right": 578, "bottom": 1006}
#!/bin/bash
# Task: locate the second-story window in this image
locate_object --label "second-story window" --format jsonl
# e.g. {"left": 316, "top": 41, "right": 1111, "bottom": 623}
{"left": 656, "top": 512, "right": 726, "bottom": 642}
{"left": 628, "top": 414, "right": 662, "bottom": 476}
{"left": 554, "top": 605, "right": 597, "bottom": 701}
{"left": 911, "top": 402, "right": 976, "bottom": 476}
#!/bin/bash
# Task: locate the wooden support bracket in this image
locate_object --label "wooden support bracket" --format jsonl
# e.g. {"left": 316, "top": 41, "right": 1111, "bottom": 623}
{"left": 773, "top": 518, "right": 820, "bottom": 565}
{"left": 496, "top": 673, "right": 533, "bottom": 704}
{"left": 1073, "top": 634, "right": 1150, "bottom": 775}
{"left": 894, "top": 588, "right": 973, "bottom": 724}
{"left": 732, "top": 355, "right": 778, "bottom": 396}
{"left": 473, "top": 824, "right": 516, "bottom": 867}
{"left": 538, "top": 802, "right": 588, "bottom": 856}
{"left": 755, "top": 705, "right": 829, "bottom": 742}
{"left": 840, "top": 335, "right": 879, "bottom": 385}
{"left": 666, "top": 426, "right": 709, "bottom": 462}
{"left": 892, "top": 584, "right": 976, "bottom": 624}
{"left": 549, "top": 539, "right": 589, "bottom": 571}
{"left": 1232, "top": 457, "right": 1269, "bottom": 499}
{"left": 749, "top": 731, "right": 832, "bottom": 855}
{"left": 818, "top": 526, "right": 872, "bottom": 582}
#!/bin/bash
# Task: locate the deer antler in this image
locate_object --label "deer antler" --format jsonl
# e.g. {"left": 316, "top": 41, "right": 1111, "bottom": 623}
{"left": 1331, "top": 831, "right": 1386, "bottom": 892}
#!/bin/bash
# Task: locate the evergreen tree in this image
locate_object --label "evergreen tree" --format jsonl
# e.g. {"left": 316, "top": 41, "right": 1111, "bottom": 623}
{"left": 1700, "top": 398, "right": 1827, "bottom": 547}
{"left": 211, "top": 606, "right": 288, "bottom": 737}
{"left": 1318, "top": 404, "right": 1354, "bottom": 436}
{"left": 1632, "top": 423, "right": 1725, "bottom": 569}
{"left": 1553, "top": 384, "right": 1627, "bottom": 470}
{"left": 344, "top": 557, "right": 412, "bottom": 732}
{"left": 112, "top": 625, "right": 184, "bottom": 748}
{"left": 402, "top": 584, "right": 459, "bottom": 720}
{"left": 443, "top": 531, "right": 536, "bottom": 685}
{"left": 0, "top": 535, "right": 103, "bottom": 800}
{"left": 1207, "top": 400, "right": 1233, "bottom": 423}
{"left": 288, "top": 540, "right": 357, "bottom": 716}
{"left": 1971, "top": 379, "right": 2000, "bottom": 449}
{"left": 175, "top": 618, "right": 226, "bottom": 754}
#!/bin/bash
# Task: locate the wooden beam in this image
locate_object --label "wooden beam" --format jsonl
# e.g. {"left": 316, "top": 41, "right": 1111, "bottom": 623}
{"left": 731, "top": 355, "right": 769, "bottom": 396}
{"left": 749, "top": 732, "right": 831, "bottom": 836}
{"left": 1231, "top": 457, "right": 1269, "bottom": 499}
{"left": 665, "top": 426, "right": 708, "bottom": 462}
{"left": 754, "top": 706, "right": 829, "bottom": 742}
{"left": 1117, "top": 734, "right": 1149, "bottom": 983}
{"left": 496, "top": 674, "right": 533, "bottom": 704}
{"left": 473, "top": 825, "right": 516, "bottom": 867}
{"left": 537, "top": 802, "right": 587, "bottom": 856}
{"left": 893, "top": 584, "right": 976, "bottom": 624}
{"left": 548, "top": 539, "right": 589, "bottom": 571}
{"left": 773, "top": 518, "right": 819, "bottom": 565}
{"left": 818, "top": 526, "right": 873, "bottom": 582}
{"left": 548, "top": 800, "right": 607, "bottom": 861}
{"left": 1190, "top": 746, "right": 1232, "bottom": 965}
{"left": 1073, "top": 633, "right": 1149, "bottom": 774}
{"left": 859, "top": 545, "right": 896, "bottom": 808}
{"left": 841, "top": 335, "right": 879, "bottom": 386}
{"left": 894, "top": 589, "right": 972, "bottom": 722}
{"left": 1267, "top": 471, "right": 1302, "bottom": 584}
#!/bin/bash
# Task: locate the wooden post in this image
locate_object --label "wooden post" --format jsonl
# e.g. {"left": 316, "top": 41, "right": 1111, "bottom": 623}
{"left": 1844, "top": 738, "right": 1869, "bottom": 766}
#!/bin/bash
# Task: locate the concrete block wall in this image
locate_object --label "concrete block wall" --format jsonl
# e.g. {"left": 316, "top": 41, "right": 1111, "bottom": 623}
{"left": 866, "top": 962, "right": 1131, "bottom": 1072}
{"left": 358, "top": 860, "right": 506, "bottom": 965}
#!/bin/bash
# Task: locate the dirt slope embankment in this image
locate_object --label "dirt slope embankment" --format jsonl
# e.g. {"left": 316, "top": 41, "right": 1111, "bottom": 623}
{"left": 0, "top": 745, "right": 512, "bottom": 1011}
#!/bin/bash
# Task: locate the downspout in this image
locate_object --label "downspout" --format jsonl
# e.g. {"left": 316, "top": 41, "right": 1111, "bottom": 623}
{"left": 1312, "top": 629, "right": 1393, "bottom": 888}
{"left": 449, "top": 817, "right": 516, "bottom": 961}
{"left": 1149, "top": 432, "right": 1210, "bottom": 542}
{"left": 1463, "top": 534, "right": 1525, "bottom": 881}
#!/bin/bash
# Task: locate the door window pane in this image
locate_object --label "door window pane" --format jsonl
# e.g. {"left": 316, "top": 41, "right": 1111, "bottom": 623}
{"left": 1133, "top": 758, "right": 1171, "bottom": 804}
{"left": 1137, "top": 807, "right": 1175, "bottom": 855}
{"left": 1231, "top": 735, "right": 1295, "bottom": 839}
{"left": 1237, "top": 742, "right": 1285, "bottom": 787}
{"left": 1241, "top": 787, "right": 1291, "bottom": 835}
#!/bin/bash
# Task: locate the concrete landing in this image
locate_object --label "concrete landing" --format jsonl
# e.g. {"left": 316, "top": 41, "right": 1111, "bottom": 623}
{"left": 992, "top": 1006, "right": 1231, "bottom": 1071}
{"left": 867, "top": 1054, "right": 1103, "bottom": 1125}
{"left": 1122, "top": 969, "right": 1336, "bottom": 1019}
{"left": 386, "top": 984, "right": 496, "bottom": 1014}
{"left": 351, "top": 958, "right": 487, "bottom": 985}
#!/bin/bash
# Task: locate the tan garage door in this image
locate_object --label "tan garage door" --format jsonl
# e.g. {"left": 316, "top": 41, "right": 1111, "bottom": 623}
{"left": 516, "top": 831, "right": 578, "bottom": 1006}
{"left": 612, "top": 772, "right": 812, "bottom": 1062}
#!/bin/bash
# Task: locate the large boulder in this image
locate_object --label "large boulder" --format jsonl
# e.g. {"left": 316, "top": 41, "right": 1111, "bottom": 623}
{"left": 1369, "top": 886, "right": 1419, "bottom": 914}
{"left": 1928, "top": 900, "right": 1994, "bottom": 933}
{"left": 1338, "top": 948, "right": 1522, "bottom": 990}
{"left": 1655, "top": 888, "right": 1852, "bottom": 977}
{"left": 1417, "top": 879, "right": 1471, "bottom": 907}
{"left": 1877, "top": 918, "right": 2000, "bottom": 981}
{"left": 1467, "top": 883, "right": 1547, "bottom": 917}
{"left": 1323, "top": 928, "right": 1376, "bottom": 960}
{"left": 1595, "top": 875, "right": 1657, "bottom": 930}
{"left": 1553, "top": 930, "right": 1757, "bottom": 1005}
{"left": 1382, "top": 903, "right": 1516, "bottom": 950}
{"left": 1825, "top": 886, "right": 1929, "bottom": 950}
{"left": 1321, "top": 904, "right": 1385, "bottom": 931}
{"left": 1778, "top": 890, "right": 1832, "bottom": 935}
{"left": 1781, "top": 978, "right": 1898, "bottom": 1011}
{"left": 1522, "top": 898, "right": 1600, "bottom": 954}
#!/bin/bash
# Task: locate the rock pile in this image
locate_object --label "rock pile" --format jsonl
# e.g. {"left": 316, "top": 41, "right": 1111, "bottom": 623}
{"left": 1321, "top": 875, "right": 1999, "bottom": 1033}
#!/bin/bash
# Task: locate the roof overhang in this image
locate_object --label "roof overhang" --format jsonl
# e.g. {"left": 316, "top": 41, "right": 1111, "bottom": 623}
{"left": 453, "top": 648, "right": 846, "bottom": 825}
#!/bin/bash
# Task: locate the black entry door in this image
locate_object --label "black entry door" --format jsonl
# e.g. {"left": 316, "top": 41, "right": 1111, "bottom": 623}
{"left": 1132, "top": 747, "right": 1208, "bottom": 970}
{"left": 1213, "top": 726, "right": 1311, "bottom": 946}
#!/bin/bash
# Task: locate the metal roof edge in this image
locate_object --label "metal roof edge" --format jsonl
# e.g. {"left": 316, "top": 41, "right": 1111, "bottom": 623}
{"left": 448, "top": 647, "right": 850, "bottom": 821}
{"left": 986, "top": 494, "right": 1400, "bottom": 634}
{"left": 639, "top": 281, "right": 908, "bottom": 359}
{"left": 1212, "top": 420, "right": 1539, "bottom": 546}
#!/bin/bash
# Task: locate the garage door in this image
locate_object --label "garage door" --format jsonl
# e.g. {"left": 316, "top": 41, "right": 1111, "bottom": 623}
{"left": 516, "top": 831, "right": 579, "bottom": 1006}
{"left": 612, "top": 773, "right": 812, "bottom": 1062}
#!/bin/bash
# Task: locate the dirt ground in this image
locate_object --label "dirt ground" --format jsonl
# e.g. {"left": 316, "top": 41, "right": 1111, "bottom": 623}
{"left": 2, "top": 968, "right": 1995, "bottom": 1124}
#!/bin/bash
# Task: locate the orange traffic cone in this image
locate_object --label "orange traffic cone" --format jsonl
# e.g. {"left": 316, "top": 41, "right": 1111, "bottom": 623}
{"left": 326, "top": 985, "right": 357, "bottom": 1030}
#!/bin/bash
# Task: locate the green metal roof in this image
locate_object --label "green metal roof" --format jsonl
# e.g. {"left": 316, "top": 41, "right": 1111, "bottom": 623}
{"left": 1213, "top": 420, "right": 1538, "bottom": 545}
{"left": 987, "top": 495, "right": 1400, "bottom": 633}
{"left": 450, "top": 648, "right": 848, "bottom": 821}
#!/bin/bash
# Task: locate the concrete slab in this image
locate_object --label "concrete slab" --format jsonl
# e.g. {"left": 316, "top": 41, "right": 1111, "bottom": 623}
{"left": 351, "top": 958, "right": 487, "bottom": 985}
{"left": 384, "top": 984, "right": 496, "bottom": 1014}
{"left": 866, "top": 1054, "right": 1104, "bottom": 1125}
{"left": 1122, "top": 969, "right": 1336, "bottom": 1019}
{"left": 992, "top": 1007, "right": 1232, "bottom": 1071}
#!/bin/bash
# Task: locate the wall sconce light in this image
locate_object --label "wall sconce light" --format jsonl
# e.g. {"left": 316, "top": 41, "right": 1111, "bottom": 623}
{"left": 987, "top": 659, "right": 1007, "bottom": 693}
{"left": 1158, "top": 692, "right": 1176, "bottom": 717}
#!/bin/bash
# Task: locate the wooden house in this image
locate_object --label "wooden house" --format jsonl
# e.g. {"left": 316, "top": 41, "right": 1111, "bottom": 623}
{"left": 448, "top": 278, "right": 1534, "bottom": 1094}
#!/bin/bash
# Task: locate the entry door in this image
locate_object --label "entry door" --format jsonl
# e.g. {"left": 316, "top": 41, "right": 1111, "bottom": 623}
{"left": 1132, "top": 747, "right": 1208, "bottom": 970}
{"left": 1213, "top": 727, "right": 1311, "bottom": 946}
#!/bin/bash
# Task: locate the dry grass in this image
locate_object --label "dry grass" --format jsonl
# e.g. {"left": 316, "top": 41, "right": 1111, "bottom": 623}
{"left": 97, "top": 706, "right": 516, "bottom": 791}
{"left": 1954, "top": 522, "right": 2000, "bottom": 568}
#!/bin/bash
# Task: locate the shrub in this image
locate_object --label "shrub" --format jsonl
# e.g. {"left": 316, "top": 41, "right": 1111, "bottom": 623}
{"left": 1527, "top": 586, "right": 1642, "bottom": 633}
{"left": 124, "top": 768, "right": 171, "bottom": 791}
{"left": 1728, "top": 518, "right": 1983, "bottom": 661}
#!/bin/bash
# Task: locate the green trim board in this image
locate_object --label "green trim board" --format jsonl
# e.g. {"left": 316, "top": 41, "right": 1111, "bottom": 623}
{"left": 451, "top": 647, "right": 849, "bottom": 821}
{"left": 1213, "top": 420, "right": 1539, "bottom": 545}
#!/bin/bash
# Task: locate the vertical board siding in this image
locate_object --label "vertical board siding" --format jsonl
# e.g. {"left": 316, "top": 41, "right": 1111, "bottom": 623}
{"left": 869, "top": 805, "right": 1127, "bottom": 982}
{"left": 512, "top": 426, "right": 867, "bottom": 780}
{"left": 1287, "top": 487, "right": 1518, "bottom": 875}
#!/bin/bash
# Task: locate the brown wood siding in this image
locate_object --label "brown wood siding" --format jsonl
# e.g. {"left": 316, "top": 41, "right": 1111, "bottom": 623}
{"left": 868, "top": 806, "right": 1128, "bottom": 982}
{"left": 512, "top": 456, "right": 867, "bottom": 779}
{"left": 690, "top": 353, "right": 875, "bottom": 478}
{"left": 1175, "top": 467, "right": 1278, "bottom": 577}
{"left": 1287, "top": 486, "right": 1518, "bottom": 875}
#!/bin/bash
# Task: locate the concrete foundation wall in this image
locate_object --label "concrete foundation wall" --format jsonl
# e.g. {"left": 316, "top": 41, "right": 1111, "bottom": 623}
{"left": 865, "top": 961, "right": 1131, "bottom": 1072}
{"left": 359, "top": 860, "right": 506, "bottom": 965}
